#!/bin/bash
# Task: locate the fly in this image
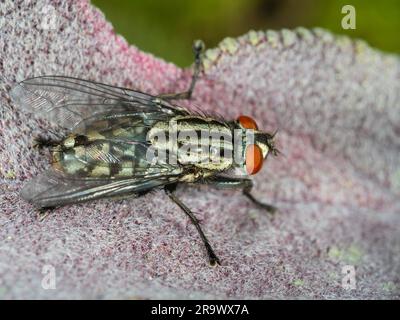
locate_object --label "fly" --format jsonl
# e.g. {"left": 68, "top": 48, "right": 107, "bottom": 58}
{"left": 10, "top": 40, "right": 279, "bottom": 266}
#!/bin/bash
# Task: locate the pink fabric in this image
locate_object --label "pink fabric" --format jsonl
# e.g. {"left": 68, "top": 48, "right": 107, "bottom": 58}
{"left": 0, "top": 1, "right": 399, "bottom": 299}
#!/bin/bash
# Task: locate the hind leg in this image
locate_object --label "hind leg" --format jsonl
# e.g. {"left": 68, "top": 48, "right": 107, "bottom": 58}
{"left": 33, "top": 136, "right": 59, "bottom": 149}
{"left": 37, "top": 206, "right": 56, "bottom": 222}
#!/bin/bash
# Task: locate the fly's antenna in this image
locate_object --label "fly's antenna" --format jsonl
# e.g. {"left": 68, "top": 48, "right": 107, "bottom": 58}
{"left": 267, "top": 128, "right": 282, "bottom": 157}
{"left": 271, "top": 128, "right": 279, "bottom": 139}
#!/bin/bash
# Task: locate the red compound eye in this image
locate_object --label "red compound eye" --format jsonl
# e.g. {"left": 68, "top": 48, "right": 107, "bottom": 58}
{"left": 246, "top": 144, "right": 263, "bottom": 175}
{"left": 237, "top": 115, "right": 258, "bottom": 130}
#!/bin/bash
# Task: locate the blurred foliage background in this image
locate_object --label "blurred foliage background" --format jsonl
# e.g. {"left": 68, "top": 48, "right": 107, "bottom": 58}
{"left": 92, "top": 0, "right": 400, "bottom": 67}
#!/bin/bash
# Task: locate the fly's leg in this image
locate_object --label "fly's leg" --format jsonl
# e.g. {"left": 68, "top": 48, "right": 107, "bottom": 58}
{"left": 243, "top": 190, "right": 277, "bottom": 213}
{"left": 207, "top": 176, "right": 277, "bottom": 214}
{"left": 184, "top": 39, "right": 204, "bottom": 99}
{"left": 165, "top": 183, "right": 221, "bottom": 266}
{"left": 33, "top": 136, "right": 59, "bottom": 149}
{"left": 37, "top": 206, "right": 56, "bottom": 222}
{"left": 158, "top": 40, "right": 204, "bottom": 101}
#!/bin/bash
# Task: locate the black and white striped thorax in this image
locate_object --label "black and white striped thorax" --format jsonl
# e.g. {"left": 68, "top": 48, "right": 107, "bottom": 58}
{"left": 148, "top": 115, "right": 237, "bottom": 173}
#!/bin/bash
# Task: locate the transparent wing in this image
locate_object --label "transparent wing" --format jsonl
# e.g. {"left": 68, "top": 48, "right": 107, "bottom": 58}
{"left": 50, "top": 113, "right": 178, "bottom": 171}
{"left": 10, "top": 75, "right": 188, "bottom": 131}
{"left": 21, "top": 168, "right": 181, "bottom": 208}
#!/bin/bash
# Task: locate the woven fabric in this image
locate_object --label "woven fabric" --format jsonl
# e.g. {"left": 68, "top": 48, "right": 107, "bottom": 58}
{"left": 0, "top": 0, "right": 399, "bottom": 299}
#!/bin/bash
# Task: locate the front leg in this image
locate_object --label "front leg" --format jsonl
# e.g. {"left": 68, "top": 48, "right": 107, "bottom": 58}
{"left": 206, "top": 176, "right": 277, "bottom": 214}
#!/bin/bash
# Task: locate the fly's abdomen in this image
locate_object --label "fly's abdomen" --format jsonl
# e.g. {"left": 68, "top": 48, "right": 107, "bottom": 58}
{"left": 52, "top": 118, "right": 151, "bottom": 178}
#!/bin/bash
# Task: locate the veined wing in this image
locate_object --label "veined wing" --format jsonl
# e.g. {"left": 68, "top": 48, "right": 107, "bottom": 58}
{"left": 23, "top": 112, "right": 183, "bottom": 206}
{"left": 21, "top": 167, "right": 182, "bottom": 208}
{"left": 10, "top": 75, "right": 188, "bottom": 131}
{"left": 51, "top": 113, "right": 178, "bottom": 176}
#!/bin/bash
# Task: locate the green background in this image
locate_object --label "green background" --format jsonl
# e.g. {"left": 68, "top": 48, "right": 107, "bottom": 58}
{"left": 92, "top": 0, "right": 400, "bottom": 67}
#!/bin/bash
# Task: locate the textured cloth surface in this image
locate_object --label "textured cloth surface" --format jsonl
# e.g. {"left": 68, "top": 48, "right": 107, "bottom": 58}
{"left": 0, "top": 1, "right": 399, "bottom": 299}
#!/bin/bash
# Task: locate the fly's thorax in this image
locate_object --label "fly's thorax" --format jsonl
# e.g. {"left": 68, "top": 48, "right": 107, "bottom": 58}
{"left": 147, "top": 116, "right": 234, "bottom": 171}
{"left": 178, "top": 169, "right": 215, "bottom": 183}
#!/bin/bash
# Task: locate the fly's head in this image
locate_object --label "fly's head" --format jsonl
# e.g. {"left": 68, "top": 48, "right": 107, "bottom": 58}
{"left": 233, "top": 115, "right": 279, "bottom": 176}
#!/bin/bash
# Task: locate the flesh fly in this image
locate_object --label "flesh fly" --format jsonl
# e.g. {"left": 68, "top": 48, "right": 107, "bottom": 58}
{"left": 10, "top": 41, "right": 279, "bottom": 266}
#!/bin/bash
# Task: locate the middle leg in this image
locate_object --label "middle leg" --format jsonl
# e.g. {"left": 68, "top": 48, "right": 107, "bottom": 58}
{"left": 164, "top": 183, "right": 221, "bottom": 266}
{"left": 158, "top": 40, "right": 205, "bottom": 101}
